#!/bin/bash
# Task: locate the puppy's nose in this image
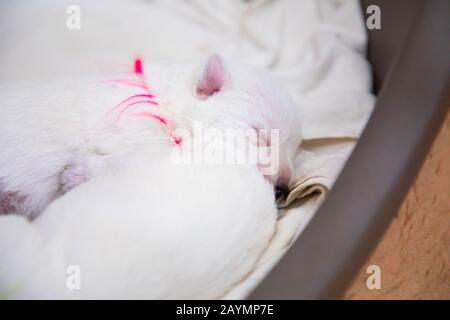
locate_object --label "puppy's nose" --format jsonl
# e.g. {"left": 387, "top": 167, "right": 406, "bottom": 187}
{"left": 275, "top": 184, "right": 289, "bottom": 200}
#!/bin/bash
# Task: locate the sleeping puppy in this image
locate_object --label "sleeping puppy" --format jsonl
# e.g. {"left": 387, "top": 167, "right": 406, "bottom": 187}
{"left": 0, "top": 54, "right": 302, "bottom": 219}
{"left": 0, "top": 146, "right": 277, "bottom": 299}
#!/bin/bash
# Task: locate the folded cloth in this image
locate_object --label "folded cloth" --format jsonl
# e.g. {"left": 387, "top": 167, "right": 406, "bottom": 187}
{"left": 0, "top": 0, "right": 375, "bottom": 298}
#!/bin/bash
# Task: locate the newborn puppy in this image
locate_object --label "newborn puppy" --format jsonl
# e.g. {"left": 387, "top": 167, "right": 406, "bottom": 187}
{"left": 0, "top": 147, "right": 277, "bottom": 299}
{"left": 0, "top": 54, "right": 302, "bottom": 218}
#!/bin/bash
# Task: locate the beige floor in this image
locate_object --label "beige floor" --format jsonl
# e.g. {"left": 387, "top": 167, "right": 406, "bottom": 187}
{"left": 343, "top": 111, "right": 450, "bottom": 299}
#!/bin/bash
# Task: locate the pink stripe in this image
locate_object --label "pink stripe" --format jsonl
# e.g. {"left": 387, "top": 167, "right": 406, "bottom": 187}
{"left": 102, "top": 57, "right": 182, "bottom": 146}
{"left": 101, "top": 79, "right": 148, "bottom": 90}
{"left": 105, "top": 94, "right": 156, "bottom": 119}
{"left": 117, "top": 100, "right": 159, "bottom": 120}
{"left": 172, "top": 135, "right": 183, "bottom": 145}
{"left": 126, "top": 99, "right": 158, "bottom": 107}
{"left": 134, "top": 111, "right": 168, "bottom": 125}
{"left": 134, "top": 58, "right": 143, "bottom": 74}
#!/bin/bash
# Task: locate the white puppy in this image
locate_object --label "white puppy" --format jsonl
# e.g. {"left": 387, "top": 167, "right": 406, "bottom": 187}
{"left": 0, "top": 147, "right": 277, "bottom": 299}
{"left": 0, "top": 55, "right": 302, "bottom": 218}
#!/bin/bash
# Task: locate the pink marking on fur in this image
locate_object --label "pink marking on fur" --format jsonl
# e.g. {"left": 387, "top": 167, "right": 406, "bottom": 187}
{"left": 119, "top": 93, "right": 155, "bottom": 101}
{"left": 116, "top": 100, "right": 160, "bottom": 120}
{"left": 102, "top": 57, "right": 183, "bottom": 146}
{"left": 134, "top": 58, "right": 143, "bottom": 74}
{"left": 134, "top": 111, "right": 168, "bottom": 125}
{"left": 105, "top": 94, "right": 157, "bottom": 119}
{"left": 170, "top": 134, "right": 182, "bottom": 146}
{"left": 127, "top": 99, "right": 158, "bottom": 107}
{"left": 101, "top": 79, "right": 148, "bottom": 90}
{"left": 130, "top": 110, "right": 181, "bottom": 146}
{"left": 132, "top": 111, "right": 182, "bottom": 146}
{"left": 169, "top": 131, "right": 182, "bottom": 146}
{"left": 173, "top": 136, "right": 183, "bottom": 145}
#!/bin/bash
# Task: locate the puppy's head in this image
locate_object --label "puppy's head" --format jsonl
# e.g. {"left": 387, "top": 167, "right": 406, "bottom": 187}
{"left": 188, "top": 54, "right": 302, "bottom": 200}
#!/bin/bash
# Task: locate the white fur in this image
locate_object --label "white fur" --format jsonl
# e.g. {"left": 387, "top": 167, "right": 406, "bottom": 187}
{"left": 0, "top": 56, "right": 302, "bottom": 218}
{"left": 0, "top": 148, "right": 277, "bottom": 299}
{"left": 0, "top": 56, "right": 301, "bottom": 299}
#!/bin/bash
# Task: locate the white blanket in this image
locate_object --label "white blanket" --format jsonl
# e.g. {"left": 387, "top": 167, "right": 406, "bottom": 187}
{"left": 0, "top": 0, "right": 375, "bottom": 298}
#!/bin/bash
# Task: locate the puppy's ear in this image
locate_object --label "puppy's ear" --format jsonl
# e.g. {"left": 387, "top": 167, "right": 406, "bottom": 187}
{"left": 196, "top": 54, "right": 225, "bottom": 99}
